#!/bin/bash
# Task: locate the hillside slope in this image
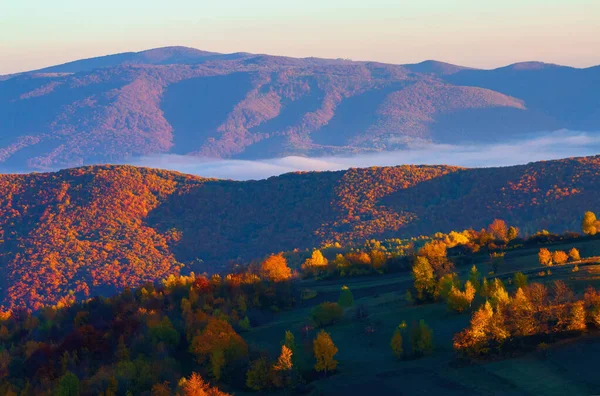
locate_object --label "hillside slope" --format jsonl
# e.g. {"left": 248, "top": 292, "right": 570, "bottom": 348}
{"left": 2, "top": 156, "right": 600, "bottom": 308}
{"left": 1, "top": 47, "right": 598, "bottom": 170}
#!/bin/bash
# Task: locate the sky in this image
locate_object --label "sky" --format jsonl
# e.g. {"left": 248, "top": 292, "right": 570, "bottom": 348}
{"left": 1, "top": 0, "right": 599, "bottom": 74}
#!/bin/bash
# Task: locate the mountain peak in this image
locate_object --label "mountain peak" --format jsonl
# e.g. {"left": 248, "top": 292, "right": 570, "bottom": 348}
{"left": 32, "top": 46, "right": 223, "bottom": 74}
{"left": 502, "top": 61, "right": 565, "bottom": 71}
{"left": 403, "top": 60, "right": 473, "bottom": 75}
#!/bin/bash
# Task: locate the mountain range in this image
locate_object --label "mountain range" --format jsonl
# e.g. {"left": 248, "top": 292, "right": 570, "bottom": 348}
{"left": 2, "top": 156, "right": 600, "bottom": 309}
{"left": 1, "top": 46, "right": 599, "bottom": 170}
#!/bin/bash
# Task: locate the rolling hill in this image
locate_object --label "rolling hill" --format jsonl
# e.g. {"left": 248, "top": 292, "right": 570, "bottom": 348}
{"left": 1, "top": 46, "right": 599, "bottom": 170}
{"left": 2, "top": 156, "right": 600, "bottom": 309}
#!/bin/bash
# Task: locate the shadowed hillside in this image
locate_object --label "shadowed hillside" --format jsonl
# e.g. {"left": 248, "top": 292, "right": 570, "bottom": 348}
{"left": 1, "top": 47, "right": 598, "bottom": 170}
{"left": 2, "top": 156, "right": 600, "bottom": 309}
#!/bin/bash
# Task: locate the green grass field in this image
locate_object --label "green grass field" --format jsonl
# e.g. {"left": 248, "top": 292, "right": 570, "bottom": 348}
{"left": 243, "top": 237, "right": 600, "bottom": 395}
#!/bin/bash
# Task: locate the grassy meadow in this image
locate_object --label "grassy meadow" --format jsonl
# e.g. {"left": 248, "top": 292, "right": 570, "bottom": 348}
{"left": 243, "top": 236, "right": 600, "bottom": 395}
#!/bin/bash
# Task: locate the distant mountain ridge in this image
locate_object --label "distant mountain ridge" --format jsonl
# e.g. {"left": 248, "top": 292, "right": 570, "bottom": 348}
{"left": 2, "top": 156, "right": 600, "bottom": 309}
{"left": 1, "top": 47, "right": 599, "bottom": 170}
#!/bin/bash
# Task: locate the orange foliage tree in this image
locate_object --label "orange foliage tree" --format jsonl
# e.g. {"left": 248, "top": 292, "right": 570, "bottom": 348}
{"left": 260, "top": 253, "right": 292, "bottom": 282}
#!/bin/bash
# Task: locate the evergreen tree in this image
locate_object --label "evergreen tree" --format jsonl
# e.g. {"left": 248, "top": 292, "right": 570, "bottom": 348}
{"left": 513, "top": 272, "right": 528, "bottom": 289}
{"left": 468, "top": 265, "right": 481, "bottom": 291}
{"left": 410, "top": 320, "right": 434, "bottom": 356}
{"left": 55, "top": 372, "right": 80, "bottom": 396}
{"left": 337, "top": 285, "right": 354, "bottom": 307}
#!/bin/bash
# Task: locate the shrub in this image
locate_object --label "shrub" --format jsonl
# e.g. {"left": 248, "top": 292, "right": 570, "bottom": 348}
{"left": 337, "top": 286, "right": 354, "bottom": 307}
{"left": 312, "top": 302, "right": 344, "bottom": 327}
{"left": 410, "top": 320, "right": 434, "bottom": 356}
{"left": 514, "top": 272, "right": 528, "bottom": 289}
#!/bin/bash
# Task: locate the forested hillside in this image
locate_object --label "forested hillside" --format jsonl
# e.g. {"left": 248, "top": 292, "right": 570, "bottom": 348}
{"left": 2, "top": 156, "right": 600, "bottom": 309}
{"left": 1, "top": 47, "right": 599, "bottom": 170}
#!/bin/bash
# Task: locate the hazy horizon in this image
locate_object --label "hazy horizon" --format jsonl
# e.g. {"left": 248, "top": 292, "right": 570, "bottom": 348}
{"left": 2, "top": 130, "right": 598, "bottom": 180}
{"left": 2, "top": 0, "right": 600, "bottom": 75}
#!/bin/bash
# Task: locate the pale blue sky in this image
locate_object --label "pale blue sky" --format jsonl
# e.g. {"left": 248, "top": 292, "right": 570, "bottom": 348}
{"left": 1, "top": 0, "right": 599, "bottom": 74}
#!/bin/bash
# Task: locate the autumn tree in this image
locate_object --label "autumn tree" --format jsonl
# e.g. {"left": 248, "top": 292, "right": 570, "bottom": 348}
{"left": 454, "top": 299, "right": 510, "bottom": 357}
{"left": 418, "top": 241, "right": 453, "bottom": 275}
{"left": 552, "top": 280, "right": 574, "bottom": 305}
{"left": 337, "top": 285, "right": 354, "bottom": 307}
{"left": 538, "top": 248, "right": 552, "bottom": 266}
{"left": 488, "top": 219, "right": 508, "bottom": 241}
{"left": 390, "top": 327, "right": 404, "bottom": 359}
{"left": 410, "top": 320, "right": 434, "bottom": 356}
{"left": 447, "top": 281, "right": 476, "bottom": 313}
{"left": 490, "top": 278, "right": 510, "bottom": 308}
{"left": 442, "top": 231, "right": 470, "bottom": 248}
{"left": 313, "top": 330, "right": 338, "bottom": 375}
{"left": 568, "top": 301, "right": 586, "bottom": 331}
{"left": 582, "top": 211, "right": 598, "bottom": 235}
{"left": 508, "top": 288, "right": 535, "bottom": 337}
{"left": 302, "top": 250, "right": 329, "bottom": 273}
{"left": 190, "top": 318, "right": 248, "bottom": 379}
{"left": 370, "top": 249, "right": 387, "bottom": 270}
{"left": 345, "top": 251, "right": 371, "bottom": 267}
{"left": 273, "top": 345, "right": 294, "bottom": 389}
{"left": 568, "top": 248, "right": 581, "bottom": 262}
{"left": 274, "top": 345, "right": 293, "bottom": 372}
{"left": 152, "top": 382, "right": 171, "bottom": 396}
{"left": 507, "top": 226, "right": 520, "bottom": 241}
{"left": 280, "top": 331, "right": 298, "bottom": 368}
{"left": 412, "top": 256, "right": 436, "bottom": 301}
{"left": 437, "top": 273, "right": 460, "bottom": 301}
{"left": 333, "top": 254, "right": 350, "bottom": 271}
{"left": 584, "top": 287, "right": 600, "bottom": 326}
{"left": 181, "top": 372, "right": 231, "bottom": 396}
{"left": 553, "top": 250, "right": 568, "bottom": 265}
{"left": 260, "top": 253, "right": 292, "bottom": 282}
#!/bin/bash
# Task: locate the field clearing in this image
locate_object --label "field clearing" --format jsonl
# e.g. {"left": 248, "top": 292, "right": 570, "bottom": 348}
{"left": 243, "top": 238, "right": 600, "bottom": 394}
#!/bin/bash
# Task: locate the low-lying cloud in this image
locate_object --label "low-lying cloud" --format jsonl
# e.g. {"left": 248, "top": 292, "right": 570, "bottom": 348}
{"left": 125, "top": 130, "right": 600, "bottom": 180}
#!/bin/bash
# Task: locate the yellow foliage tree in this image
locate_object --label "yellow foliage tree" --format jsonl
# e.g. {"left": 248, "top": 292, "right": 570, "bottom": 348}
{"left": 412, "top": 256, "right": 435, "bottom": 301}
{"left": 302, "top": 250, "right": 329, "bottom": 272}
{"left": 538, "top": 248, "right": 552, "bottom": 266}
{"left": 568, "top": 301, "right": 587, "bottom": 331}
{"left": 313, "top": 330, "right": 338, "bottom": 375}
{"left": 582, "top": 211, "right": 598, "bottom": 235}
{"left": 447, "top": 281, "right": 476, "bottom": 313}
{"left": 552, "top": 250, "right": 569, "bottom": 265}
{"left": 509, "top": 288, "right": 535, "bottom": 336}
{"left": 568, "top": 248, "right": 581, "bottom": 261}
{"left": 418, "top": 240, "right": 452, "bottom": 275}
{"left": 490, "top": 279, "right": 510, "bottom": 308}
